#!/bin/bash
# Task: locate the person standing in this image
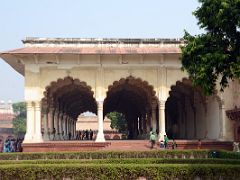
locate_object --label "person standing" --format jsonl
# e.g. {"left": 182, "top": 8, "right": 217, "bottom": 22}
{"left": 164, "top": 135, "right": 169, "bottom": 149}
{"left": 198, "top": 139, "right": 202, "bottom": 149}
{"left": 89, "top": 129, "right": 93, "bottom": 140}
{"left": 3, "top": 140, "right": 8, "bottom": 152}
{"left": 52, "top": 128, "right": 56, "bottom": 140}
{"left": 85, "top": 129, "right": 89, "bottom": 140}
{"left": 68, "top": 132, "right": 72, "bottom": 140}
{"left": 233, "top": 141, "right": 240, "bottom": 152}
{"left": 82, "top": 130, "right": 85, "bottom": 140}
{"left": 172, "top": 139, "right": 177, "bottom": 149}
{"left": 79, "top": 131, "right": 82, "bottom": 141}
{"left": 149, "top": 131, "right": 157, "bottom": 149}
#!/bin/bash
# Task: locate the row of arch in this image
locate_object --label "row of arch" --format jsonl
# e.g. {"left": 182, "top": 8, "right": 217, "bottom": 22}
{"left": 42, "top": 76, "right": 156, "bottom": 118}
{"left": 37, "top": 76, "right": 223, "bottom": 141}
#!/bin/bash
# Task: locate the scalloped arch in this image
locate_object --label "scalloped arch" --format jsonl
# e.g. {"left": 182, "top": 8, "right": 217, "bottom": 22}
{"left": 107, "top": 76, "right": 156, "bottom": 99}
{"left": 43, "top": 76, "right": 94, "bottom": 100}
{"left": 169, "top": 77, "right": 222, "bottom": 108}
{"left": 104, "top": 76, "right": 158, "bottom": 116}
{"left": 42, "top": 76, "right": 97, "bottom": 117}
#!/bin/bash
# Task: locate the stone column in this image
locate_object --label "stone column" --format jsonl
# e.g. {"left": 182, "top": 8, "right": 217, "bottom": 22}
{"left": 33, "top": 101, "right": 43, "bottom": 142}
{"left": 54, "top": 109, "right": 59, "bottom": 140}
{"left": 65, "top": 115, "right": 68, "bottom": 140}
{"left": 96, "top": 101, "right": 105, "bottom": 142}
{"left": 139, "top": 116, "right": 142, "bottom": 135}
{"left": 73, "top": 120, "right": 76, "bottom": 139}
{"left": 219, "top": 100, "right": 226, "bottom": 140}
{"left": 58, "top": 112, "right": 63, "bottom": 140}
{"left": 62, "top": 113, "right": 66, "bottom": 140}
{"left": 43, "top": 107, "right": 49, "bottom": 141}
{"left": 142, "top": 114, "right": 147, "bottom": 134}
{"left": 151, "top": 102, "right": 157, "bottom": 132}
{"left": 68, "top": 118, "right": 71, "bottom": 139}
{"left": 66, "top": 116, "right": 69, "bottom": 140}
{"left": 70, "top": 118, "right": 73, "bottom": 139}
{"left": 72, "top": 119, "right": 75, "bottom": 139}
{"left": 23, "top": 101, "right": 35, "bottom": 143}
{"left": 74, "top": 121, "right": 76, "bottom": 139}
{"left": 159, "top": 100, "right": 166, "bottom": 141}
{"left": 48, "top": 108, "right": 54, "bottom": 140}
{"left": 146, "top": 112, "right": 151, "bottom": 132}
{"left": 68, "top": 117, "right": 71, "bottom": 140}
{"left": 69, "top": 118, "right": 72, "bottom": 140}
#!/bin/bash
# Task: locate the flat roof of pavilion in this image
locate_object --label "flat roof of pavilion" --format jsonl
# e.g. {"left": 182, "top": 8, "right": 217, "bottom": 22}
{"left": 0, "top": 37, "right": 183, "bottom": 75}
{"left": 1, "top": 37, "right": 183, "bottom": 55}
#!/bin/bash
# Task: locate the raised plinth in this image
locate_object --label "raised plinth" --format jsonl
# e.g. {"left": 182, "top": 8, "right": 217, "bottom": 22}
{"left": 22, "top": 140, "right": 233, "bottom": 152}
{"left": 104, "top": 140, "right": 233, "bottom": 151}
{"left": 22, "top": 141, "right": 111, "bottom": 152}
{"left": 162, "top": 140, "right": 233, "bottom": 151}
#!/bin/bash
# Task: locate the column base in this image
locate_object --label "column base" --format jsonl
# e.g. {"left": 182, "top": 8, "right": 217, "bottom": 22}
{"left": 33, "top": 133, "right": 43, "bottom": 143}
{"left": 55, "top": 134, "right": 61, "bottom": 141}
{"left": 58, "top": 134, "right": 64, "bottom": 141}
{"left": 43, "top": 133, "right": 49, "bottom": 141}
{"left": 63, "top": 135, "right": 68, "bottom": 140}
{"left": 23, "top": 133, "right": 34, "bottom": 143}
{"left": 95, "top": 132, "right": 105, "bottom": 142}
{"left": 158, "top": 132, "right": 166, "bottom": 142}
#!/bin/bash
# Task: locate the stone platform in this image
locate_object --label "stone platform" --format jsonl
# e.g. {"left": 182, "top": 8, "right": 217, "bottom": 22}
{"left": 104, "top": 140, "right": 233, "bottom": 151}
{"left": 22, "top": 141, "right": 111, "bottom": 152}
{"left": 22, "top": 140, "right": 233, "bottom": 152}
{"left": 166, "top": 140, "right": 233, "bottom": 151}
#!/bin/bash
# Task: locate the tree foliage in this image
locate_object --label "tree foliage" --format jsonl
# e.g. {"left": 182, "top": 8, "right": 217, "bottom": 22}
{"left": 181, "top": 0, "right": 240, "bottom": 95}
{"left": 12, "top": 102, "right": 26, "bottom": 136}
{"left": 106, "top": 112, "right": 128, "bottom": 133}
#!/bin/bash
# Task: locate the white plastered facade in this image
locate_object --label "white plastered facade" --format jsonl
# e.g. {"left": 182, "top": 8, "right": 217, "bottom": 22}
{"left": 0, "top": 38, "right": 239, "bottom": 143}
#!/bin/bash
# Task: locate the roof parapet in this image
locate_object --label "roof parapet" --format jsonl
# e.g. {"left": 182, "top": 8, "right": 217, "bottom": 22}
{"left": 23, "top": 37, "right": 185, "bottom": 48}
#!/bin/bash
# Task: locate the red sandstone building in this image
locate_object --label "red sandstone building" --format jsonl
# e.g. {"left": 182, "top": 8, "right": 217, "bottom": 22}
{"left": 0, "top": 101, "right": 15, "bottom": 141}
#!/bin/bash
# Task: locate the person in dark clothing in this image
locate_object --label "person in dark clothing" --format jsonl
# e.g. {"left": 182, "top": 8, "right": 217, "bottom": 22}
{"left": 85, "top": 129, "right": 89, "bottom": 140}
{"left": 82, "top": 130, "right": 85, "bottom": 140}
{"left": 79, "top": 131, "right": 82, "bottom": 140}
{"left": 89, "top": 129, "right": 93, "bottom": 140}
{"left": 68, "top": 132, "right": 72, "bottom": 140}
{"left": 76, "top": 131, "right": 79, "bottom": 140}
{"left": 52, "top": 128, "right": 56, "bottom": 140}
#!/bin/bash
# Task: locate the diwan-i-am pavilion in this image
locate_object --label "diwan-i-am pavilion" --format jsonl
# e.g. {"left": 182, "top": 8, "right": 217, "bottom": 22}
{"left": 0, "top": 38, "right": 239, "bottom": 151}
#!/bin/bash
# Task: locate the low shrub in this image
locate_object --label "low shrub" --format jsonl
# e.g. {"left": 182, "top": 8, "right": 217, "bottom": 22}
{"left": 217, "top": 151, "right": 240, "bottom": 159}
{"left": 0, "top": 150, "right": 210, "bottom": 160}
{"left": 0, "top": 150, "right": 239, "bottom": 161}
{"left": 0, "top": 158, "right": 239, "bottom": 165}
{"left": 0, "top": 163, "right": 239, "bottom": 180}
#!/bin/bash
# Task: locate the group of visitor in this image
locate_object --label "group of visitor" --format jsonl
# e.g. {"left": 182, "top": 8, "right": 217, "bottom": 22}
{"left": 50, "top": 128, "right": 95, "bottom": 140}
{"left": 2, "top": 138, "right": 23, "bottom": 152}
{"left": 76, "top": 129, "right": 94, "bottom": 140}
{"left": 149, "top": 128, "right": 177, "bottom": 150}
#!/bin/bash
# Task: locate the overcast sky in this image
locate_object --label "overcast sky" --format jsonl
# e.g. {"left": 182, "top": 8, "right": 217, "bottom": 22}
{"left": 0, "top": 0, "right": 202, "bottom": 103}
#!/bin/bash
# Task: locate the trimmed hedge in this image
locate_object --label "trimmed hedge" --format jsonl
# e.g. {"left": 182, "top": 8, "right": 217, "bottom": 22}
{"left": 217, "top": 151, "right": 240, "bottom": 159}
{"left": 0, "top": 150, "right": 212, "bottom": 160}
{"left": 0, "top": 150, "right": 239, "bottom": 160}
{"left": 0, "top": 164, "right": 239, "bottom": 180}
{"left": 0, "top": 158, "right": 239, "bottom": 165}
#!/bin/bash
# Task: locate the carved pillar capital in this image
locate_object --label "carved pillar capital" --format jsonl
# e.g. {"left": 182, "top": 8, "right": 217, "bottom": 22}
{"left": 158, "top": 100, "right": 166, "bottom": 109}
{"left": 97, "top": 100, "right": 104, "bottom": 110}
